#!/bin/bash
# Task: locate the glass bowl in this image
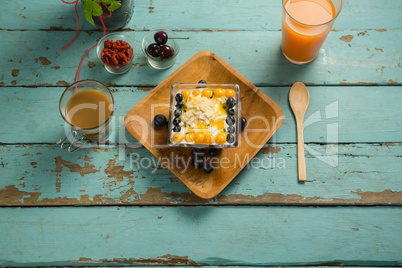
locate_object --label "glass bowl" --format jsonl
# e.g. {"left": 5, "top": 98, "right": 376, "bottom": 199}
{"left": 168, "top": 83, "right": 240, "bottom": 148}
{"left": 96, "top": 32, "right": 135, "bottom": 74}
{"left": 141, "top": 30, "right": 180, "bottom": 70}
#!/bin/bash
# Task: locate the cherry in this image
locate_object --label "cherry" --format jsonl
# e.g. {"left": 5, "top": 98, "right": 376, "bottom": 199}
{"left": 147, "top": 43, "right": 160, "bottom": 58}
{"left": 159, "top": 45, "right": 175, "bottom": 60}
{"left": 154, "top": 31, "right": 168, "bottom": 45}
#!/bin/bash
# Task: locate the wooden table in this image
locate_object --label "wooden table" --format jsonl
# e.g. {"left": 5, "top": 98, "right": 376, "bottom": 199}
{"left": 1, "top": 0, "right": 401, "bottom": 266}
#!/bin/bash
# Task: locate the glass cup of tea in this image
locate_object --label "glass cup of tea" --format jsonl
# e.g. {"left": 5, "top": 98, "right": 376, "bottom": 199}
{"left": 59, "top": 80, "right": 115, "bottom": 141}
{"left": 281, "top": 0, "right": 343, "bottom": 64}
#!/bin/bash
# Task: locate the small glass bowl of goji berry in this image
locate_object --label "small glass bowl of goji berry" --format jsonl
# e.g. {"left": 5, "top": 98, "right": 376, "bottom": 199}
{"left": 96, "top": 33, "right": 135, "bottom": 75}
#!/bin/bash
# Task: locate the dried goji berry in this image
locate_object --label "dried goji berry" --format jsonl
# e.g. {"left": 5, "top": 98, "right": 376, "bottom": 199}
{"left": 101, "top": 39, "right": 132, "bottom": 66}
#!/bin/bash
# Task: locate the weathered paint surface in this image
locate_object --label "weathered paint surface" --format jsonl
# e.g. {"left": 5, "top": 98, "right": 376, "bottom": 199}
{"left": 0, "top": 207, "right": 401, "bottom": 266}
{"left": 2, "top": 0, "right": 402, "bottom": 31}
{"left": 0, "top": 30, "right": 400, "bottom": 87}
{"left": 0, "top": 144, "right": 401, "bottom": 206}
{"left": 1, "top": 0, "right": 401, "bottom": 266}
{"left": 0, "top": 86, "right": 401, "bottom": 144}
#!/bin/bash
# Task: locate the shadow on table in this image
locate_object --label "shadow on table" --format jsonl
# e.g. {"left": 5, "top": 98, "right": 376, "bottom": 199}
{"left": 266, "top": 46, "right": 315, "bottom": 86}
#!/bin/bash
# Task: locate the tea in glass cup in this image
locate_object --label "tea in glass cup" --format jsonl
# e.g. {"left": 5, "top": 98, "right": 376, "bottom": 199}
{"left": 59, "top": 80, "right": 115, "bottom": 141}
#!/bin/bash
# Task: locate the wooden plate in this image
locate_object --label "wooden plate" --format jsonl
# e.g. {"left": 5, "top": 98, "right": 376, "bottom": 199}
{"left": 125, "top": 51, "right": 284, "bottom": 199}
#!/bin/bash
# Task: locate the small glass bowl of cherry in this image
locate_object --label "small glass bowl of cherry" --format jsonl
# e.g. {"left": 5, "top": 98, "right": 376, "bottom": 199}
{"left": 141, "top": 30, "right": 180, "bottom": 70}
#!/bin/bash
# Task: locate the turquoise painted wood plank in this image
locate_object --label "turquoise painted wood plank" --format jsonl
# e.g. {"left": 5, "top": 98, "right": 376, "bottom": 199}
{"left": 1, "top": 143, "right": 401, "bottom": 205}
{"left": 0, "top": 86, "right": 401, "bottom": 144}
{"left": 0, "top": 30, "right": 400, "bottom": 87}
{"left": 0, "top": 206, "right": 401, "bottom": 266}
{"left": 2, "top": 0, "right": 401, "bottom": 31}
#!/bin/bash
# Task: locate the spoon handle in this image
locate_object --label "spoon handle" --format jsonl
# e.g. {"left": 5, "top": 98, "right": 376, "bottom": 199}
{"left": 297, "top": 120, "right": 306, "bottom": 181}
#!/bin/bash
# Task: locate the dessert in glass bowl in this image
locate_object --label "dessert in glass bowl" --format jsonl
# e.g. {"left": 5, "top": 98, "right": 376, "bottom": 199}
{"left": 167, "top": 83, "right": 240, "bottom": 148}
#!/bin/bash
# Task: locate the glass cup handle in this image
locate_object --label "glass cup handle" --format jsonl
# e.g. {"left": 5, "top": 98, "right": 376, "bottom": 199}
{"left": 57, "top": 130, "right": 88, "bottom": 152}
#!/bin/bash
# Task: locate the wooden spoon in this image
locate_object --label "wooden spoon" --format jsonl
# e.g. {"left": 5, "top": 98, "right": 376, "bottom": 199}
{"left": 289, "top": 82, "right": 310, "bottom": 181}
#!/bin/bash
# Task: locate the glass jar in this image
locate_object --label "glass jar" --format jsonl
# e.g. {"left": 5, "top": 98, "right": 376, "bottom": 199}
{"left": 92, "top": 0, "right": 134, "bottom": 31}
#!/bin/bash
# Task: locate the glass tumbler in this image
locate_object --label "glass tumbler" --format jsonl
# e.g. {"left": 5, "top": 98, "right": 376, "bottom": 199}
{"left": 281, "top": 0, "right": 343, "bottom": 64}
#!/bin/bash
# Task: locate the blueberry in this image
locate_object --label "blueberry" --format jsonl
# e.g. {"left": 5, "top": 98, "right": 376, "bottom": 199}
{"left": 176, "top": 101, "right": 184, "bottom": 109}
{"left": 198, "top": 80, "right": 207, "bottom": 84}
{"left": 175, "top": 93, "right": 183, "bottom": 102}
{"left": 147, "top": 43, "right": 160, "bottom": 58}
{"left": 193, "top": 156, "right": 205, "bottom": 169}
{"left": 204, "top": 164, "right": 214, "bottom": 173}
{"left": 227, "top": 134, "right": 235, "bottom": 143}
{"left": 240, "top": 117, "right": 247, "bottom": 131}
{"left": 227, "top": 97, "right": 235, "bottom": 108}
{"left": 173, "top": 117, "right": 181, "bottom": 126}
{"left": 154, "top": 31, "right": 168, "bottom": 45}
{"left": 153, "top": 114, "right": 167, "bottom": 127}
{"left": 174, "top": 109, "right": 182, "bottom": 117}
{"left": 173, "top": 125, "right": 181, "bottom": 132}
{"left": 228, "top": 126, "right": 235, "bottom": 134}
{"left": 192, "top": 148, "right": 203, "bottom": 155}
{"left": 227, "top": 108, "right": 235, "bottom": 116}
{"left": 208, "top": 148, "right": 221, "bottom": 157}
{"left": 226, "top": 115, "right": 235, "bottom": 125}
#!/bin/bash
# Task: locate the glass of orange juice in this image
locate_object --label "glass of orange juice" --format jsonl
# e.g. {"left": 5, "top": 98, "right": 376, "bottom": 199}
{"left": 281, "top": 0, "right": 343, "bottom": 64}
{"left": 59, "top": 80, "right": 115, "bottom": 141}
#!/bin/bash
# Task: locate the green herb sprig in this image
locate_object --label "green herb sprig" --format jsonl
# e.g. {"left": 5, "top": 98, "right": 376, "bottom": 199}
{"left": 82, "top": 0, "right": 122, "bottom": 25}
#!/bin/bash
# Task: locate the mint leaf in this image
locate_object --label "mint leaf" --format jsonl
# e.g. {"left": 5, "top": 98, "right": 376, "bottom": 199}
{"left": 107, "top": 0, "right": 122, "bottom": 12}
{"left": 82, "top": 0, "right": 95, "bottom": 25}
{"left": 91, "top": 2, "right": 103, "bottom": 16}
{"left": 82, "top": 0, "right": 122, "bottom": 25}
{"left": 102, "top": 0, "right": 113, "bottom": 5}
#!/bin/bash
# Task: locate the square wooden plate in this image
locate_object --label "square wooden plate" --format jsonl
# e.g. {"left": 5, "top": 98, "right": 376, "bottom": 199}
{"left": 125, "top": 51, "right": 284, "bottom": 199}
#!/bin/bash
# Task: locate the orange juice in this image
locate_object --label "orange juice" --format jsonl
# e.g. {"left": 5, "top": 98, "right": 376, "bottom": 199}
{"left": 66, "top": 89, "right": 112, "bottom": 129}
{"left": 282, "top": 0, "right": 337, "bottom": 64}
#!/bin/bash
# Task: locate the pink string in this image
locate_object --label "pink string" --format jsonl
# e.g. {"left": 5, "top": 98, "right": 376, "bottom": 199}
{"left": 60, "top": 1, "right": 112, "bottom": 84}
{"left": 60, "top": 0, "right": 79, "bottom": 51}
